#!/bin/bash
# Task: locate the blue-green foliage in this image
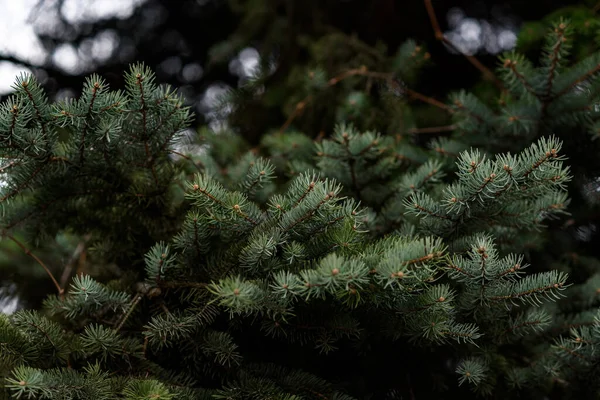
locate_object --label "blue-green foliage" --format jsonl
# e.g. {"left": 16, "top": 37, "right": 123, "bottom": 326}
{"left": 3, "top": 17, "right": 600, "bottom": 400}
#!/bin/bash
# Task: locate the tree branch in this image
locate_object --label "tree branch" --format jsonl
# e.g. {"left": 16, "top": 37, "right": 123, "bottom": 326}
{"left": 3, "top": 232, "right": 63, "bottom": 298}
{"left": 424, "top": 0, "right": 505, "bottom": 91}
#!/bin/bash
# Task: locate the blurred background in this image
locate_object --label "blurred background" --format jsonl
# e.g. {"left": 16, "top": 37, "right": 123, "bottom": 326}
{"left": 0, "top": 0, "right": 582, "bottom": 131}
{"left": 0, "top": 0, "right": 586, "bottom": 313}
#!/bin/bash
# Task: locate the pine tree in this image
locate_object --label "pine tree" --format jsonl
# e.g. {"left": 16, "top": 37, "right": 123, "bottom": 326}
{"left": 2, "top": 9, "right": 600, "bottom": 400}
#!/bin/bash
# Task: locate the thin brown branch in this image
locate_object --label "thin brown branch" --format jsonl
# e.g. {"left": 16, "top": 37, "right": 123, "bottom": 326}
{"left": 279, "top": 64, "right": 454, "bottom": 132}
{"left": 169, "top": 150, "right": 203, "bottom": 172}
{"left": 553, "top": 63, "right": 600, "bottom": 99}
{"left": 505, "top": 61, "right": 537, "bottom": 95}
{"left": 279, "top": 95, "right": 311, "bottom": 133}
{"left": 413, "top": 203, "right": 451, "bottom": 220}
{"left": 407, "top": 124, "right": 457, "bottom": 134}
{"left": 115, "top": 293, "right": 143, "bottom": 332}
{"left": 285, "top": 193, "right": 334, "bottom": 232}
{"left": 405, "top": 88, "right": 454, "bottom": 113}
{"left": 4, "top": 232, "right": 63, "bottom": 297}
{"left": 424, "top": 0, "right": 504, "bottom": 91}
{"left": 158, "top": 281, "right": 209, "bottom": 289}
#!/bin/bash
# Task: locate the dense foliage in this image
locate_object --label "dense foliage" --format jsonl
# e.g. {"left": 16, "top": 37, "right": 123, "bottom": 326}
{"left": 3, "top": 6, "right": 600, "bottom": 400}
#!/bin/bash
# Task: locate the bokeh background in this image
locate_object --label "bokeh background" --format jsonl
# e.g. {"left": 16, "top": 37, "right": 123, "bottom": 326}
{"left": 0, "top": 0, "right": 585, "bottom": 313}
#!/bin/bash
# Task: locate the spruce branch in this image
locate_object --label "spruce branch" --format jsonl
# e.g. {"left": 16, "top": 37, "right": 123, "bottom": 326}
{"left": 78, "top": 79, "right": 101, "bottom": 164}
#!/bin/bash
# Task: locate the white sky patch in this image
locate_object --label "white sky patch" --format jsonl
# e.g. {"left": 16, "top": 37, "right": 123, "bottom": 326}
{"left": 238, "top": 47, "right": 259, "bottom": 77}
{"left": 52, "top": 44, "right": 84, "bottom": 75}
{"left": 497, "top": 30, "right": 517, "bottom": 50}
{"left": 198, "top": 83, "right": 232, "bottom": 132}
{"left": 90, "top": 30, "right": 120, "bottom": 63}
{"left": 0, "top": 283, "right": 20, "bottom": 315}
{"left": 199, "top": 83, "right": 231, "bottom": 111}
{"left": 0, "top": 0, "right": 147, "bottom": 95}
{"left": 228, "top": 47, "right": 260, "bottom": 79}
{"left": 0, "top": 61, "right": 32, "bottom": 94}
{"left": 444, "top": 7, "right": 518, "bottom": 55}
{"left": 0, "top": 0, "right": 47, "bottom": 65}
{"left": 61, "top": 0, "right": 147, "bottom": 24}
{"left": 182, "top": 63, "right": 203, "bottom": 83}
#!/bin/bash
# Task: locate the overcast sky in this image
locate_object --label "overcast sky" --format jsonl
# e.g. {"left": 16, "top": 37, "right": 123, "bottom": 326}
{"left": 0, "top": 0, "right": 146, "bottom": 94}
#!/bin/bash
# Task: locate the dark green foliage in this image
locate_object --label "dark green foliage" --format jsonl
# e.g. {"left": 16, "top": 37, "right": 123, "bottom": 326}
{"left": 4, "top": 12, "right": 600, "bottom": 400}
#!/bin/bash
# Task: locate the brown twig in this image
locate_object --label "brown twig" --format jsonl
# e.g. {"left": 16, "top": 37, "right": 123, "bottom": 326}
{"left": 158, "top": 281, "right": 209, "bottom": 289}
{"left": 424, "top": 0, "right": 505, "bottom": 91}
{"left": 279, "top": 96, "right": 311, "bottom": 133}
{"left": 279, "top": 65, "right": 453, "bottom": 132}
{"left": 169, "top": 150, "right": 204, "bottom": 172}
{"left": 4, "top": 232, "right": 63, "bottom": 297}
{"left": 407, "top": 124, "right": 457, "bottom": 134}
{"left": 553, "top": 64, "right": 600, "bottom": 99}
{"left": 404, "top": 88, "right": 454, "bottom": 113}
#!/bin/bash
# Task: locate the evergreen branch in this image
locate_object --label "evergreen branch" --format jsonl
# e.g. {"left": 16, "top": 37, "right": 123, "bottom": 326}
{"left": 20, "top": 80, "right": 48, "bottom": 140}
{"left": 115, "top": 293, "right": 143, "bottom": 332}
{"left": 544, "top": 22, "right": 567, "bottom": 100}
{"left": 294, "top": 180, "right": 316, "bottom": 207}
{"left": 22, "top": 319, "right": 58, "bottom": 356}
{"left": 8, "top": 102, "right": 18, "bottom": 143}
{"left": 504, "top": 319, "right": 546, "bottom": 335}
{"left": 522, "top": 148, "right": 558, "bottom": 179}
{"left": 136, "top": 72, "right": 159, "bottom": 186}
{"left": 284, "top": 193, "right": 336, "bottom": 232}
{"left": 504, "top": 60, "right": 537, "bottom": 96}
{"left": 79, "top": 81, "right": 100, "bottom": 164}
{"left": 154, "top": 101, "right": 183, "bottom": 140}
{"left": 451, "top": 97, "right": 487, "bottom": 123}
{"left": 2, "top": 188, "right": 111, "bottom": 231}
{"left": 554, "top": 63, "right": 600, "bottom": 99}
{"left": 490, "top": 281, "right": 565, "bottom": 303}
{"left": 156, "top": 107, "right": 189, "bottom": 158}
{"left": 0, "top": 162, "right": 44, "bottom": 203}
{"left": 233, "top": 204, "right": 259, "bottom": 225}
{"left": 136, "top": 73, "right": 148, "bottom": 139}
{"left": 169, "top": 150, "right": 204, "bottom": 172}
{"left": 555, "top": 344, "right": 591, "bottom": 362}
{"left": 404, "top": 88, "right": 454, "bottom": 113}
{"left": 446, "top": 263, "right": 475, "bottom": 278}
{"left": 0, "top": 159, "right": 21, "bottom": 173}
{"left": 99, "top": 100, "right": 122, "bottom": 113}
{"left": 413, "top": 202, "right": 451, "bottom": 220}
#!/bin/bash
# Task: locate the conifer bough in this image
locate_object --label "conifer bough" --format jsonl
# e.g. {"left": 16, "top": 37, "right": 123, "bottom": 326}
{"left": 0, "top": 19, "right": 599, "bottom": 399}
